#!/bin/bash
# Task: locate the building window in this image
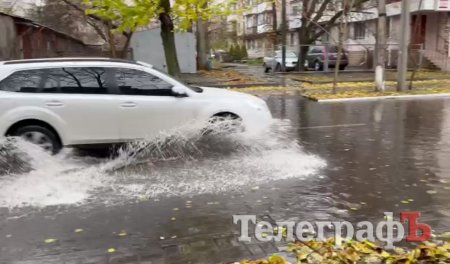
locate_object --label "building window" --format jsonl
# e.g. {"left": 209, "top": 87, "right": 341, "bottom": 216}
{"left": 258, "top": 14, "right": 264, "bottom": 25}
{"left": 354, "top": 22, "right": 366, "bottom": 39}
{"left": 292, "top": 6, "right": 300, "bottom": 16}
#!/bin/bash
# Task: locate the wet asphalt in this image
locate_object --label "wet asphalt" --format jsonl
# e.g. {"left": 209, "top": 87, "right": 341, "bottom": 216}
{"left": 1, "top": 95, "right": 450, "bottom": 263}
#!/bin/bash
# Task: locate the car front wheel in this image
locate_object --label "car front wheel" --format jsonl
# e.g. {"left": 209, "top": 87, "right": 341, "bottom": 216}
{"left": 314, "top": 61, "right": 323, "bottom": 71}
{"left": 13, "top": 125, "right": 62, "bottom": 154}
{"left": 207, "top": 113, "right": 243, "bottom": 134}
{"left": 275, "top": 63, "right": 281, "bottom": 72}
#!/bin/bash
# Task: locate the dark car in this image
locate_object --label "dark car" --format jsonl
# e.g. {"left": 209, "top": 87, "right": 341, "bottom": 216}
{"left": 214, "top": 51, "right": 233, "bottom": 63}
{"left": 305, "top": 46, "right": 348, "bottom": 71}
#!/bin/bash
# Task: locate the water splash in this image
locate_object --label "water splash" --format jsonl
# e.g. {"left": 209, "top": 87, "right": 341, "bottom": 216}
{"left": 0, "top": 119, "right": 326, "bottom": 209}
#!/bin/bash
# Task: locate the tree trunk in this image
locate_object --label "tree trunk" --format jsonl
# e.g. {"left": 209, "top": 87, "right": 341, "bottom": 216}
{"left": 332, "top": 0, "right": 353, "bottom": 93}
{"left": 159, "top": 0, "right": 180, "bottom": 76}
{"left": 332, "top": 21, "right": 344, "bottom": 94}
{"left": 272, "top": 2, "right": 277, "bottom": 50}
{"left": 107, "top": 21, "right": 117, "bottom": 58}
{"left": 281, "top": 0, "right": 287, "bottom": 72}
{"left": 196, "top": 18, "right": 208, "bottom": 70}
{"left": 296, "top": 25, "right": 310, "bottom": 71}
{"left": 296, "top": 0, "right": 312, "bottom": 71}
{"left": 121, "top": 32, "right": 133, "bottom": 59}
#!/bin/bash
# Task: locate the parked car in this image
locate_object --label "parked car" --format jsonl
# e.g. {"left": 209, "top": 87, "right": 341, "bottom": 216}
{"left": 263, "top": 51, "right": 298, "bottom": 72}
{"left": 213, "top": 50, "right": 233, "bottom": 62}
{"left": 305, "top": 46, "right": 348, "bottom": 71}
{"left": 0, "top": 58, "right": 272, "bottom": 154}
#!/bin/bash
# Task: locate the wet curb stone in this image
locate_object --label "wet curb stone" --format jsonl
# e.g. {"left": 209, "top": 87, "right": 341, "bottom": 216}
{"left": 304, "top": 93, "right": 450, "bottom": 103}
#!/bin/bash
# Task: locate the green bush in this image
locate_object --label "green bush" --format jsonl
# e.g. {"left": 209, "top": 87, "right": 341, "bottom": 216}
{"left": 228, "top": 44, "right": 248, "bottom": 61}
{"left": 240, "top": 45, "right": 248, "bottom": 59}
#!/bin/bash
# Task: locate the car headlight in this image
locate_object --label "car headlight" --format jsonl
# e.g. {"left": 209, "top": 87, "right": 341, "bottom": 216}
{"left": 247, "top": 100, "right": 263, "bottom": 110}
{"left": 248, "top": 98, "right": 269, "bottom": 112}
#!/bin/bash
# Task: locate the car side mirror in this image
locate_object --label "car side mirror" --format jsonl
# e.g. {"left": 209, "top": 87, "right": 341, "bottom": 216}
{"left": 171, "top": 86, "right": 188, "bottom": 97}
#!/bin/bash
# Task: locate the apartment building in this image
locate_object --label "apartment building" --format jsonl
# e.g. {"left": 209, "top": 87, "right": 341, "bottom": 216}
{"left": 238, "top": 0, "right": 344, "bottom": 58}
{"left": 239, "top": 0, "right": 279, "bottom": 58}
{"left": 340, "top": 0, "right": 450, "bottom": 70}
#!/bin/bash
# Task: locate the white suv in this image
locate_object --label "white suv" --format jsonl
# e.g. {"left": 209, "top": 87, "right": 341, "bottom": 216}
{"left": 0, "top": 58, "right": 272, "bottom": 153}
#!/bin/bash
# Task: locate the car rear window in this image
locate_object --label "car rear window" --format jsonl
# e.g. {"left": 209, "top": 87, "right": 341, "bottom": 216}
{"left": 328, "top": 46, "right": 339, "bottom": 53}
{"left": 0, "top": 68, "right": 112, "bottom": 94}
{"left": 0, "top": 70, "right": 42, "bottom": 92}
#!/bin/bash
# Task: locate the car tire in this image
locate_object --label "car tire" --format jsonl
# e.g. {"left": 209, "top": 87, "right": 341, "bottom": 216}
{"left": 304, "top": 60, "right": 309, "bottom": 70}
{"left": 207, "top": 113, "right": 243, "bottom": 134}
{"left": 275, "top": 63, "right": 281, "bottom": 72}
{"left": 314, "top": 61, "right": 323, "bottom": 71}
{"left": 339, "top": 65, "right": 346, "bottom": 71}
{"left": 12, "top": 125, "right": 62, "bottom": 154}
{"left": 263, "top": 64, "right": 270, "bottom": 73}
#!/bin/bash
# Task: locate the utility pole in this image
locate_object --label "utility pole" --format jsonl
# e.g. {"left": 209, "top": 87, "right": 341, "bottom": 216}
{"left": 397, "top": 0, "right": 410, "bottom": 91}
{"left": 272, "top": 2, "right": 277, "bottom": 51}
{"left": 281, "top": 0, "right": 287, "bottom": 72}
{"left": 375, "top": 0, "right": 387, "bottom": 92}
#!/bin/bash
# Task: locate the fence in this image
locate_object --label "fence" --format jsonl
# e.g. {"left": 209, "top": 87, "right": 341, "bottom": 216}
{"left": 25, "top": 45, "right": 133, "bottom": 59}
{"left": 262, "top": 44, "right": 425, "bottom": 72}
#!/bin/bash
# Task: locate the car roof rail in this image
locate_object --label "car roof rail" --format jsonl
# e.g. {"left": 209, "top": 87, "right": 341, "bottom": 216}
{"left": 1, "top": 57, "right": 142, "bottom": 65}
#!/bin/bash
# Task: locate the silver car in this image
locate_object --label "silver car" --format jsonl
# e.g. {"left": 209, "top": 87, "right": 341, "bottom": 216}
{"left": 263, "top": 51, "right": 298, "bottom": 72}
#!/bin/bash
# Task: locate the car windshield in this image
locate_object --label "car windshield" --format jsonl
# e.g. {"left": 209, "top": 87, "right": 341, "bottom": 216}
{"left": 275, "top": 51, "right": 297, "bottom": 58}
{"left": 151, "top": 66, "right": 203, "bottom": 93}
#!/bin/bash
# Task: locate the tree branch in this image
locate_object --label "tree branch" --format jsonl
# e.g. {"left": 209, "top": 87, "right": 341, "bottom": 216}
{"left": 308, "top": 0, "right": 332, "bottom": 29}
{"left": 311, "top": 0, "right": 369, "bottom": 41}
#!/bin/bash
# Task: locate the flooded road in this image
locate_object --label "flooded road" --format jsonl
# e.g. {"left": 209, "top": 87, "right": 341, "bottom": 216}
{"left": 1, "top": 96, "right": 450, "bottom": 263}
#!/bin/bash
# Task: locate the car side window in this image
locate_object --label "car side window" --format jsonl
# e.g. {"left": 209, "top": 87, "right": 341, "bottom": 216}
{"left": 43, "top": 67, "right": 110, "bottom": 94}
{"left": 310, "top": 48, "right": 323, "bottom": 54}
{"left": 0, "top": 68, "right": 112, "bottom": 94}
{"left": 114, "top": 68, "right": 174, "bottom": 96}
{"left": 0, "top": 70, "right": 42, "bottom": 92}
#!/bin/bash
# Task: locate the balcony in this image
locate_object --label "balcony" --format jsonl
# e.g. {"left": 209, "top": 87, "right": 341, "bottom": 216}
{"left": 245, "top": 26, "right": 257, "bottom": 35}
{"left": 289, "top": 17, "right": 302, "bottom": 30}
{"left": 245, "top": 1, "right": 272, "bottom": 15}
{"left": 257, "top": 24, "right": 273, "bottom": 34}
{"left": 386, "top": 0, "right": 446, "bottom": 14}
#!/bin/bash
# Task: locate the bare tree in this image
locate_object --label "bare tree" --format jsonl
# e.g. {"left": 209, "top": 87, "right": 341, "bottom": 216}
{"left": 27, "top": 0, "right": 133, "bottom": 58}
{"left": 332, "top": 0, "right": 354, "bottom": 93}
{"left": 296, "top": 0, "right": 371, "bottom": 71}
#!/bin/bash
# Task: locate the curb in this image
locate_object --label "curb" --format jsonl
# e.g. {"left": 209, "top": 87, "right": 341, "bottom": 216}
{"left": 305, "top": 93, "right": 450, "bottom": 103}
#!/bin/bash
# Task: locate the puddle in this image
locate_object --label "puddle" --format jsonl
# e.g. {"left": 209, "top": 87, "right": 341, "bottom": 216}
{"left": 0, "top": 119, "right": 325, "bottom": 209}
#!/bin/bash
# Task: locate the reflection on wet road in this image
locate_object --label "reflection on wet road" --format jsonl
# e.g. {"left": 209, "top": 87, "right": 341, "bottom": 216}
{"left": 1, "top": 96, "right": 450, "bottom": 263}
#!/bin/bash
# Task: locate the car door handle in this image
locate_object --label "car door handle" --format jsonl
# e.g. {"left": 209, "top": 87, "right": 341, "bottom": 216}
{"left": 121, "top": 102, "right": 137, "bottom": 108}
{"left": 46, "top": 100, "right": 64, "bottom": 107}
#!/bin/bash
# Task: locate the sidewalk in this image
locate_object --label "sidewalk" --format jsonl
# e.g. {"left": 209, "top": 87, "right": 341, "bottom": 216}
{"left": 178, "top": 63, "right": 292, "bottom": 88}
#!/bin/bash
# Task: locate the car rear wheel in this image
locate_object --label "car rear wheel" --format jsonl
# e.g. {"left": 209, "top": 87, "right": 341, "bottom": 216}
{"left": 12, "top": 125, "right": 62, "bottom": 154}
{"left": 314, "top": 61, "right": 323, "bottom": 71}
{"left": 339, "top": 65, "right": 347, "bottom": 71}
{"left": 304, "top": 60, "right": 309, "bottom": 70}
{"left": 263, "top": 64, "right": 270, "bottom": 73}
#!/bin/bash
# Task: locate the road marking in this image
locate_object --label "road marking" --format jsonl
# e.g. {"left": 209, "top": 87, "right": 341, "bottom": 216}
{"left": 297, "top": 123, "right": 367, "bottom": 130}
